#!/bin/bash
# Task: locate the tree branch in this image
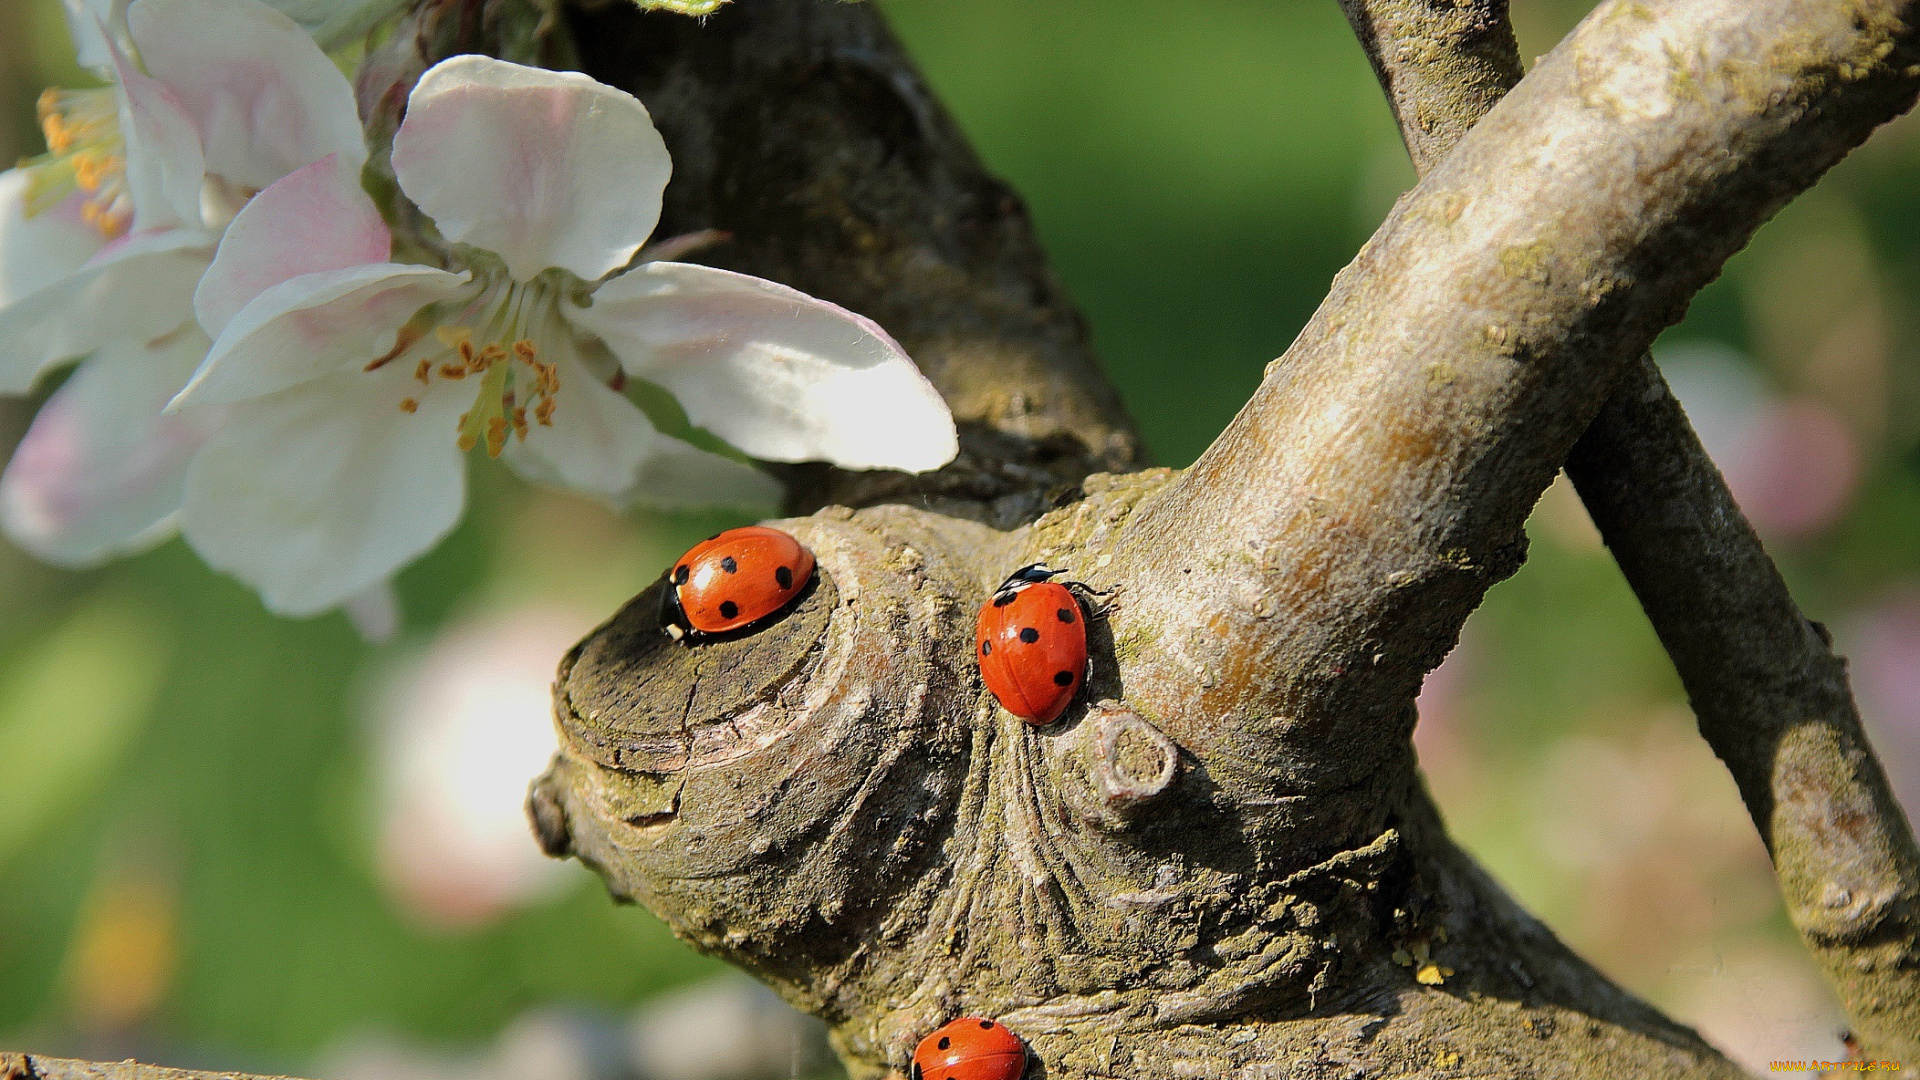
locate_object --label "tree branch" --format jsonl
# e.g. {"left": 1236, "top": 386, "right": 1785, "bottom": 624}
{"left": 1338, "top": 0, "right": 1522, "bottom": 176}
{"left": 0, "top": 1054, "right": 302, "bottom": 1080}
{"left": 1103, "top": 0, "right": 1920, "bottom": 841}
{"left": 1336, "top": 0, "right": 1920, "bottom": 1057}
{"left": 1568, "top": 365, "right": 1920, "bottom": 1057}
{"left": 569, "top": 0, "right": 1144, "bottom": 526}
{"left": 534, "top": 2, "right": 1920, "bottom": 1077}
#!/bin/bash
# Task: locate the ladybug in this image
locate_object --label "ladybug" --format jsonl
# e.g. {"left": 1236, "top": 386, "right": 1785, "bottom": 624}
{"left": 660, "top": 526, "right": 815, "bottom": 642}
{"left": 912, "top": 1017, "right": 1026, "bottom": 1080}
{"left": 975, "top": 564, "right": 1088, "bottom": 725}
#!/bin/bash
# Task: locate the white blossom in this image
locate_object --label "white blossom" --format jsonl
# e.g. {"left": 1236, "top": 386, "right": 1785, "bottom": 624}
{"left": 0, "top": 0, "right": 365, "bottom": 565}
{"left": 169, "top": 55, "right": 958, "bottom": 617}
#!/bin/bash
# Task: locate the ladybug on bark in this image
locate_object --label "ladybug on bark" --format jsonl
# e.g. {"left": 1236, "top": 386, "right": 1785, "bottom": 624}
{"left": 911, "top": 1017, "right": 1027, "bottom": 1080}
{"left": 975, "top": 564, "right": 1089, "bottom": 725}
{"left": 660, "top": 526, "right": 815, "bottom": 642}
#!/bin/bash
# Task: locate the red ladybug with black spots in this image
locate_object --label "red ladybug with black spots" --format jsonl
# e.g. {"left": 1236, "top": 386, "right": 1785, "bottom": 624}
{"left": 912, "top": 1017, "right": 1027, "bottom": 1080}
{"left": 660, "top": 526, "right": 815, "bottom": 642}
{"left": 976, "top": 564, "right": 1088, "bottom": 725}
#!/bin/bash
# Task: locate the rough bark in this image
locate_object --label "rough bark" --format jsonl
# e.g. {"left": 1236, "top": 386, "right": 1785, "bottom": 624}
{"left": 0, "top": 1054, "right": 299, "bottom": 1080}
{"left": 530, "top": 1, "right": 1920, "bottom": 1078}
{"left": 1336, "top": 0, "right": 1920, "bottom": 1058}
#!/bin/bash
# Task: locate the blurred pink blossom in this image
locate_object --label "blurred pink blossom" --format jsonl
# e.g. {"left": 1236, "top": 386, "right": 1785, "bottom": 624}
{"left": 1659, "top": 342, "right": 1862, "bottom": 541}
{"left": 1838, "top": 590, "right": 1920, "bottom": 830}
{"left": 371, "top": 607, "right": 593, "bottom": 928}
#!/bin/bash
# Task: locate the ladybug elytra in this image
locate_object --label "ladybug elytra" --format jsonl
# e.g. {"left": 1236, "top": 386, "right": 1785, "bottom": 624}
{"left": 660, "top": 526, "right": 815, "bottom": 642}
{"left": 975, "top": 564, "right": 1088, "bottom": 725}
{"left": 911, "top": 1017, "right": 1026, "bottom": 1080}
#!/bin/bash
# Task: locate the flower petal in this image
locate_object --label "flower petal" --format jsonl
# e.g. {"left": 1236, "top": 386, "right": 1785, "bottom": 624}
{"left": 195, "top": 153, "right": 391, "bottom": 339}
{"left": 179, "top": 363, "right": 469, "bottom": 616}
{"left": 0, "top": 327, "right": 218, "bottom": 566}
{"left": 501, "top": 350, "right": 780, "bottom": 511}
{"left": 0, "top": 169, "right": 109, "bottom": 309}
{"left": 572, "top": 262, "right": 958, "bottom": 472}
{"left": 128, "top": 0, "right": 368, "bottom": 188}
{"left": 0, "top": 230, "right": 211, "bottom": 394}
{"left": 105, "top": 32, "right": 206, "bottom": 232}
{"left": 173, "top": 262, "right": 471, "bottom": 408}
{"left": 392, "top": 56, "right": 669, "bottom": 282}
{"left": 62, "top": 0, "right": 131, "bottom": 74}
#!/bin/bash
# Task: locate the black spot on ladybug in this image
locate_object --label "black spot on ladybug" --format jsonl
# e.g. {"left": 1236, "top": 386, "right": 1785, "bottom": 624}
{"left": 1054, "top": 670, "right": 1074, "bottom": 686}
{"left": 912, "top": 1066, "right": 922, "bottom": 1080}
{"left": 776, "top": 565, "right": 793, "bottom": 590}
{"left": 982, "top": 640, "right": 992, "bottom": 656}
{"left": 938, "top": 1038, "right": 951, "bottom": 1050}
{"left": 979, "top": 1020, "right": 994, "bottom": 1029}
{"left": 1019, "top": 627, "right": 1040, "bottom": 643}
{"left": 673, "top": 565, "right": 689, "bottom": 585}
{"left": 1057, "top": 607, "right": 1075, "bottom": 623}
{"left": 992, "top": 592, "right": 1017, "bottom": 607}
{"left": 720, "top": 556, "right": 738, "bottom": 574}
{"left": 719, "top": 600, "right": 740, "bottom": 620}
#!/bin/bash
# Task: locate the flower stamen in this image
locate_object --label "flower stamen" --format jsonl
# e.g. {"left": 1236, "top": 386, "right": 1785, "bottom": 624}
{"left": 390, "top": 284, "right": 564, "bottom": 454}
{"left": 20, "top": 87, "right": 131, "bottom": 239}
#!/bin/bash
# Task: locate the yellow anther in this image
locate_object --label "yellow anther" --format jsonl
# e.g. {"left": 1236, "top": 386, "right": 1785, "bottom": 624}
{"left": 410, "top": 298, "right": 565, "bottom": 455}
{"left": 399, "top": 398, "right": 420, "bottom": 414}
{"left": 24, "top": 87, "right": 128, "bottom": 239}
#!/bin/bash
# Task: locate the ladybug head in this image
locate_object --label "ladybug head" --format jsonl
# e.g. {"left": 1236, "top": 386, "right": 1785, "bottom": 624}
{"left": 992, "top": 564, "right": 1068, "bottom": 605}
{"left": 658, "top": 577, "right": 693, "bottom": 642}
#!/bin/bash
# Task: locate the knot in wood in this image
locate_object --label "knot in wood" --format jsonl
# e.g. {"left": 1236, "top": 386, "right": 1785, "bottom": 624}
{"left": 1049, "top": 701, "right": 1179, "bottom": 829}
{"left": 530, "top": 507, "right": 990, "bottom": 1005}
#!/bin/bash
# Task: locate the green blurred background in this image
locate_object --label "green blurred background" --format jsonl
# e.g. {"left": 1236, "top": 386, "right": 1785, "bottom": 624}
{"left": 4, "top": 0, "right": 1920, "bottom": 1073}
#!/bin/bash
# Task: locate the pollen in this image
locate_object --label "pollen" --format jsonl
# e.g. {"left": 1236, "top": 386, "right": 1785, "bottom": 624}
{"left": 22, "top": 87, "right": 130, "bottom": 239}
{"left": 429, "top": 334, "right": 561, "bottom": 457}
{"left": 392, "top": 283, "right": 566, "bottom": 455}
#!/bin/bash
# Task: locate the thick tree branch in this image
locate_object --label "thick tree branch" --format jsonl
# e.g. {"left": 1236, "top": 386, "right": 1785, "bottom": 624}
{"left": 1337, "top": 0, "right": 1920, "bottom": 1057}
{"left": 1103, "top": 0, "right": 1920, "bottom": 847}
{"left": 531, "top": 2, "right": 1920, "bottom": 1077}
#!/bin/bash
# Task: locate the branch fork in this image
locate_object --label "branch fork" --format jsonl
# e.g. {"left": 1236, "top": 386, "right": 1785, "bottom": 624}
{"left": 533, "top": 0, "right": 1920, "bottom": 1073}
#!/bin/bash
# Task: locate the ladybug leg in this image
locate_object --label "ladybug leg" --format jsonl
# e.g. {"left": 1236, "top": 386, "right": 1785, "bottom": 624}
{"left": 1062, "top": 580, "right": 1114, "bottom": 617}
